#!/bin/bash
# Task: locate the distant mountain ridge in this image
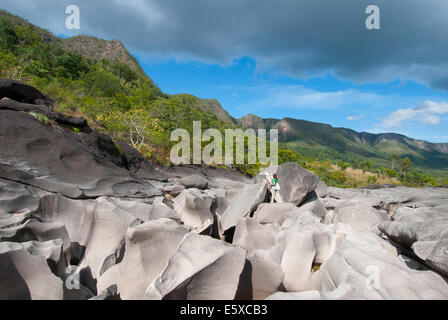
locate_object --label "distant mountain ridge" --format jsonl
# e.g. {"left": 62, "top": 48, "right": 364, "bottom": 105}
{"left": 1, "top": 9, "right": 447, "bottom": 173}
{"left": 236, "top": 114, "right": 448, "bottom": 170}
{"left": 60, "top": 36, "right": 146, "bottom": 76}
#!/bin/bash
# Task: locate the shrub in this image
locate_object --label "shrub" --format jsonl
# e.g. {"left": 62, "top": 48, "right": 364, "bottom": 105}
{"left": 329, "top": 171, "right": 346, "bottom": 185}
{"left": 55, "top": 52, "right": 89, "bottom": 80}
{"left": 367, "top": 175, "right": 378, "bottom": 185}
{"left": 29, "top": 111, "right": 51, "bottom": 125}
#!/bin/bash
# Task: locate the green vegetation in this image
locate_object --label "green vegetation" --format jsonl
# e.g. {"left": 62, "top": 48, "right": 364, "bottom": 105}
{"left": 0, "top": 10, "right": 445, "bottom": 188}
{"left": 0, "top": 10, "right": 228, "bottom": 166}
{"left": 28, "top": 111, "right": 51, "bottom": 125}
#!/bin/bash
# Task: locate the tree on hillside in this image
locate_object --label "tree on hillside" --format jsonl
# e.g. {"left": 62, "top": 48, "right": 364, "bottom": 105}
{"left": 399, "top": 157, "right": 413, "bottom": 180}
{"left": 9, "top": 24, "right": 42, "bottom": 80}
{"left": 13, "top": 24, "right": 40, "bottom": 47}
{"left": 329, "top": 171, "right": 346, "bottom": 185}
{"left": 337, "top": 160, "right": 349, "bottom": 170}
{"left": 111, "top": 61, "right": 138, "bottom": 85}
{"left": 385, "top": 168, "right": 398, "bottom": 178}
{"left": 361, "top": 160, "right": 373, "bottom": 173}
{"left": 367, "top": 175, "right": 378, "bottom": 185}
{"left": 97, "top": 108, "right": 162, "bottom": 158}
{"left": 391, "top": 154, "right": 399, "bottom": 170}
{"left": 56, "top": 52, "right": 89, "bottom": 80}
{"left": 0, "top": 17, "right": 18, "bottom": 51}
{"left": 352, "top": 159, "right": 359, "bottom": 169}
{"left": 279, "top": 149, "right": 301, "bottom": 164}
{"left": 83, "top": 67, "right": 123, "bottom": 97}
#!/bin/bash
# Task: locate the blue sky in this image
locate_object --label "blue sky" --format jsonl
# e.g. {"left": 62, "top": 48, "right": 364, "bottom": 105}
{"left": 2, "top": 0, "right": 448, "bottom": 143}
{"left": 139, "top": 56, "right": 448, "bottom": 142}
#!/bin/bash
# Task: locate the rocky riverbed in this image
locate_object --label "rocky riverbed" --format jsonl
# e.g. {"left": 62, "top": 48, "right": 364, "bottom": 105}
{"left": 1, "top": 79, "right": 447, "bottom": 300}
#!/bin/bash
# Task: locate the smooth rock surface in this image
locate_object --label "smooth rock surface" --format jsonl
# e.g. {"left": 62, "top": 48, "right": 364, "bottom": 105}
{"left": 173, "top": 189, "right": 215, "bottom": 232}
{"left": 0, "top": 244, "right": 64, "bottom": 299}
{"left": 179, "top": 174, "right": 209, "bottom": 190}
{"left": 0, "top": 110, "right": 161, "bottom": 199}
{"left": 262, "top": 163, "right": 319, "bottom": 205}
{"left": 220, "top": 181, "right": 267, "bottom": 232}
{"left": 145, "top": 233, "right": 246, "bottom": 300}
{"left": 98, "top": 219, "right": 189, "bottom": 299}
{"left": 268, "top": 231, "right": 448, "bottom": 300}
{"left": 379, "top": 202, "right": 448, "bottom": 276}
{"left": 331, "top": 200, "right": 390, "bottom": 235}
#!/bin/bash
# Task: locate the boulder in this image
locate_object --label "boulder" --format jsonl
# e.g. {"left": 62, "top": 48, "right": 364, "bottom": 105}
{"left": 173, "top": 189, "right": 215, "bottom": 232}
{"left": 0, "top": 79, "right": 54, "bottom": 106}
{"left": 148, "top": 198, "right": 180, "bottom": 222}
{"left": 0, "top": 98, "right": 88, "bottom": 128}
{"left": 253, "top": 203, "right": 296, "bottom": 225}
{"left": 315, "top": 180, "right": 329, "bottom": 198}
{"left": 262, "top": 163, "right": 319, "bottom": 205}
{"left": 0, "top": 240, "right": 64, "bottom": 264}
{"left": 145, "top": 233, "right": 246, "bottom": 300}
{"left": 104, "top": 197, "right": 155, "bottom": 222}
{"left": 331, "top": 200, "right": 390, "bottom": 235}
{"left": 220, "top": 181, "right": 267, "bottom": 232}
{"left": 297, "top": 194, "right": 327, "bottom": 219}
{"left": 116, "top": 142, "right": 168, "bottom": 181}
{"left": 379, "top": 203, "right": 448, "bottom": 276}
{"left": 363, "top": 184, "right": 398, "bottom": 190}
{"left": 268, "top": 232, "right": 448, "bottom": 300}
{"left": 0, "top": 110, "right": 161, "bottom": 199}
{"left": 0, "top": 209, "right": 33, "bottom": 240}
{"left": 0, "top": 178, "right": 48, "bottom": 214}
{"left": 34, "top": 194, "right": 139, "bottom": 280}
{"left": 163, "top": 185, "right": 186, "bottom": 197}
{"left": 135, "top": 162, "right": 168, "bottom": 182}
{"left": 89, "top": 285, "right": 120, "bottom": 300}
{"left": 204, "top": 188, "right": 230, "bottom": 217}
{"left": 245, "top": 252, "right": 285, "bottom": 300}
{"left": 278, "top": 231, "right": 320, "bottom": 292}
{"left": 179, "top": 174, "right": 209, "bottom": 190}
{"left": 281, "top": 210, "right": 323, "bottom": 230}
{"left": 233, "top": 218, "right": 340, "bottom": 295}
{"left": 0, "top": 242, "right": 64, "bottom": 300}
{"left": 117, "top": 142, "right": 144, "bottom": 172}
{"left": 78, "top": 131, "right": 124, "bottom": 168}
{"left": 233, "top": 218, "right": 280, "bottom": 253}
{"left": 97, "top": 219, "right": 189, "bottom": 299}
{"left": 0, "top": 240, "right": 94, "bottom": 300}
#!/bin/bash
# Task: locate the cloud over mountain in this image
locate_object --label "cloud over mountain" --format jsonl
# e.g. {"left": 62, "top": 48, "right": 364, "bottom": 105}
{"left": 2, "top": 0, "right": 448, "bottom": 90}
{"left": 382, "top": 100, "right": 448, "bottom": 128}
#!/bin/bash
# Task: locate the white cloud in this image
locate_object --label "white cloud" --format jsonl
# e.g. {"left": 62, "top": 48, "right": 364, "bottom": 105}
{"left": 347, "top": 115, "right": 365, "bottom": 121}
{"left": 3, "top": 0, "right": 448, "bottom": 90}
{"left": 382, "top": 100, "right": 448, "bottom": 128}
{"left": 233, "top": 85, "right": 388, "bottom": 110}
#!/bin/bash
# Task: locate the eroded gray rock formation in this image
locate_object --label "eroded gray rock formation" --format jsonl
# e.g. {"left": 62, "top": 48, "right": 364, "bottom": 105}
{"left": 261, "top": 162, "right": 319, "bottom": 205}
{"left": 331, "top": 200, "right": 390, "bottom": 235}
{"left": 145, "top": 232, "right": 246, "bottom": 300}
{"left": 220, "top": 181, "right": 267, "bottom": 232}
{"left": 1, "top": 83, "right": 448, "bottom": 301}
{"left": 379, "top": 200, "right": 448, "bottom": 276}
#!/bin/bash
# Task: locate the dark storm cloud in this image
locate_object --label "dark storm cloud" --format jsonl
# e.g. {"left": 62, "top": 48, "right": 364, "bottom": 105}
{"left": 2, "top": 0, "right": 448, "bottom": 89}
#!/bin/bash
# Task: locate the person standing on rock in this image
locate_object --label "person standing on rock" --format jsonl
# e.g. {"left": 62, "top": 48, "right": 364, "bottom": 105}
{"left": 267, "top": 173, "right": 281, "bottom": 203}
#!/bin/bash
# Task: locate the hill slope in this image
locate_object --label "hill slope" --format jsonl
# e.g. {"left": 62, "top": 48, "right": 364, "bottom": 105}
{"left": 1, "top": 9, "right": 447, "bottom": 177}
{"left": 60, "top": 36, "right": 146, "bottom": 76}
{"left": 0, "top": 9, "right": 230, "bottom": 165}
{"left": 238, "top": 114, "right": 448, "bottom": 172}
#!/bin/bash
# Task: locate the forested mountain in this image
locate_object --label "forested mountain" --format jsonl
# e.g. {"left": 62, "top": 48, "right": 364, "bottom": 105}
{"left": 238, "top": 114, "right": 448, "bottom": 171}
{"left": 1, "top": 9, "right": 446, "bottom": 185}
